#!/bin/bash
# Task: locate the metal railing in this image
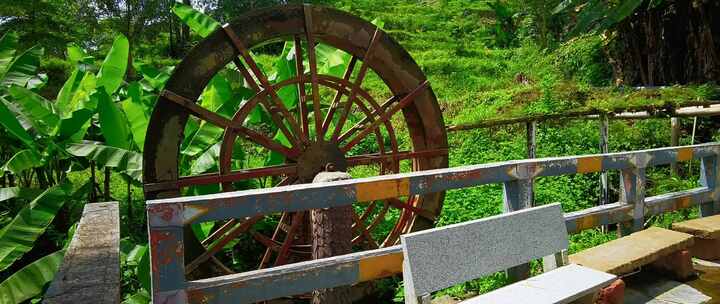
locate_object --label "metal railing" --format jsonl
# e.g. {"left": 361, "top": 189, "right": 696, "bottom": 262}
{"left": 147, "top": 143, "right": 720, "bottom": 304}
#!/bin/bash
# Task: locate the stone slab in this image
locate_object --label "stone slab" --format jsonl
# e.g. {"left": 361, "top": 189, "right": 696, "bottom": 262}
{"left": 461, "top": 264, "right": 617, "bottom": 304}
{"left": 44, "top": 202, "right": 120, "bottom": 304}
{"left": 401, "top": 203, "right": 568, "bottom": 295}
{"left": 569, "top": 227, "right": 694, "bottom": 275}
{"left": 625, "top": 278, "right": 711, "bottom": 304}
{"left": 672, "top": 214, "right": 720, "bottom": 239}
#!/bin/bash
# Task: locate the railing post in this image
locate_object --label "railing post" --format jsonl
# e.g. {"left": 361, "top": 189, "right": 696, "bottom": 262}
{"left": 599, "top": 114, "right": 609, "bottom": 207}
{"left": 147, "top": 204, "right": 187, "bottom": 303}
{"left": 503, "top": 164, "right": 534, "bottom": 282}
{"left": 670, "top": 117, "right": 680, "bottom": 175}
{"left": 700, "top": 152, "right": 720, "bottom": 216}
{"left": 526, "top": 121, "right": 537, "bottom": 205}
{"left": 618, "top": 154, "right": 648, "bottom": 236}
{"left": 311, "top": 171, "right": 353, "bottom": 304}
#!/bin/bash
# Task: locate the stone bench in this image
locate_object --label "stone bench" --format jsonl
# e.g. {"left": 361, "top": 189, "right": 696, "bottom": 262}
{"left": 401, "top": 203, "right": 618, "bottom": 304}
{"left": 569, "top": 227, "right": 695, "bottom": 280}
{"left": 672, "top": 214, "right": 720, "bottom": 260}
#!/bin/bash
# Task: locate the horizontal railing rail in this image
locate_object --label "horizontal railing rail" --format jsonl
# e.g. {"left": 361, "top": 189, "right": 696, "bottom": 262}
{"left": 147, "top": 143, "right": 720, "bottom": 303}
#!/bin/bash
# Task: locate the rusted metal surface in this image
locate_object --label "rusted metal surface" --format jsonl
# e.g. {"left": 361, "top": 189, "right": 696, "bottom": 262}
{"left": 147, "top": 143, "right": 720, "bottom": 303}
{"left": 143, "top": 4, "right": 449, "bottom": 283}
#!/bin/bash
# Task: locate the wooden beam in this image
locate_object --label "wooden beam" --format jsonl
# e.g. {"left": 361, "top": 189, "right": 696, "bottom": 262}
{"left": 446, "top": 101, "right": 720, "bottom": 131}
{"left": 44, "top": 202, "right": 120, "bottom": 304}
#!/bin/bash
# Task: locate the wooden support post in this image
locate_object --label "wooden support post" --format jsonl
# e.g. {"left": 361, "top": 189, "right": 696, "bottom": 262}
{"left": 311, "top": 171, "right": 353, "bottom": 304}
{"left": 670, "top": 117, "right": 680, "bottom": 175}
{"left": 526, "top": 121, "right": 537, "bottom": 205}
{"left": 599, "top": 115, "right": 610, "bottom": 207}
{"left": 618, "top": 154, "right": 648, "bottom": 236}
{"left": 503, "top": 178, "right": 533, "bottom": 282}
{"left": 700, "top": 153, "right": 720, "bottom": 217}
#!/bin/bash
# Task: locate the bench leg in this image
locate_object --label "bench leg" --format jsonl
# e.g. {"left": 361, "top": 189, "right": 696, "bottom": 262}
{"left": 688, "top": 238, "right": 720, "bottom": 261}
{"left": 648, "top": 249, "right": 695, "bottom": 281}
{"left": 571, "top": 279, "right": 625, "bottom": 304}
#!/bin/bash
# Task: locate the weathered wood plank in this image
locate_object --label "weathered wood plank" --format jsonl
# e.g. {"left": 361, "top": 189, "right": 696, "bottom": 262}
{"left": 44, "top": 202, "right": 120, "bottom": 304}
{"left": 147, "top": 144, "right": 720, "bottom": 226}
{"left": 185, "top": 246, "right": 402, "bottom": 304}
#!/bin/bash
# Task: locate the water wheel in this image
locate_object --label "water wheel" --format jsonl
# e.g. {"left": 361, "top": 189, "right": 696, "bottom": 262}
{"left": 142, "top": 4, "right": 448, "bottom": 291}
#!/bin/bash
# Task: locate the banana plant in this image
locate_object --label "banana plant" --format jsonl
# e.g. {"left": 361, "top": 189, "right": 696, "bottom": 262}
{"left": 553, "top": 0, "right": 665, "bottom": 37}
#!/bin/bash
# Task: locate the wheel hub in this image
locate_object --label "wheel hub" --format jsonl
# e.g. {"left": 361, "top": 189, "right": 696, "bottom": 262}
{"left": 296, "top": 141, "right": 347, "bottom": 182}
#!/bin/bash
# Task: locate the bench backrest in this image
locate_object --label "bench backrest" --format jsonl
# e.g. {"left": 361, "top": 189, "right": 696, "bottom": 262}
{"left": 401, "top": 203, "right": 568, "bottom": 297}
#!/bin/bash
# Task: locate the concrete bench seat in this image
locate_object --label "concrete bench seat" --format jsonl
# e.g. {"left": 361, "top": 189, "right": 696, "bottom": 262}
{"left": 401, "top": 204, "right": 618, "bottom": 304}
{"left": 672, "top": 214, "right": 720, "bottom": 260}
{"left": 569, "top": 227, "right": 694, "bottom": 277}
{"left": 462, "top": 264, "right": 616, "bottom": 304}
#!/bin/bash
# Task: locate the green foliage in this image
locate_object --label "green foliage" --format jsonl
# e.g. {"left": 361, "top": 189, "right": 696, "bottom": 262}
{"left": 66, "top": 143, "right": 142, "bottom": 182}
{"left": 96, "top": 35, "right": 129, "bottom": 95}
{"left": 0, "top": 250, "right": 64, "bottom": 304}
{"left": 0, "top": 185, "right": 69, "bottom": 272}
{"left": 172, "top": 2, "right": 221, "bottom": 38}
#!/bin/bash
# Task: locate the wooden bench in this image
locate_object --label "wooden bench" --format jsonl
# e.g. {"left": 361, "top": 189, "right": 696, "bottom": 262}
{"left": 569, "top": 227, "right": 695, "bottom": 280}
{"left": 672, "top": 214, "right": 720, "bottom": 260}
{"left": 401, "top": 204, "right": 617, "bottom": 304}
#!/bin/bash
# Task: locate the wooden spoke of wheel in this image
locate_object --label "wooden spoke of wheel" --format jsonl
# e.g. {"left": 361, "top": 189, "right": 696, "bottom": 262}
{"left": 351, "top": 212, "right": 379, "bottom": 249}
{"left": 171, "top": 148, "right": 446, "bottom": 189}
{"left": 328, "top": 28, "right": 383, "bottom": 141}
{"left": 258, "top": 212, "right": 289, "bottom": 269}
{"left": 250, "top": 231, "right": 311, "bottom": 256}
{"left": 160, "top": 90, "right": 298, "bottom": 159}
{"left": 341, "top": 80, "right": 430, "bottom": 153}
{"left": 381, "top": 197, "right": 417, "bottom": 247}
{"left": 303, "top": 6, "right": 324, "bottom": 141}
{"left": 186, "top": 216, "right": 262, "bottom": 274}
{"left": 386, "top": 197, "right": 436, "bottom": 221}
{"left": 320, "top": 56, "right": 358, "bottom": 135}
{"left": 294, "top": 36, "right": 310, "bottom": 138}
{"left": 272, "top": 212, "right": 305, "bottom": 266}
{"left": 222, "top": 24, "right": 305, "bottom": 146}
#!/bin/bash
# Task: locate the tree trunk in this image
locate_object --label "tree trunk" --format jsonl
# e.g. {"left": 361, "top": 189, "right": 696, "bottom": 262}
{"left": 311, "top": 172, "right": 353, "bottom": 304}
{"left": 606, "top": 0, "right": 720, "bottom": 86}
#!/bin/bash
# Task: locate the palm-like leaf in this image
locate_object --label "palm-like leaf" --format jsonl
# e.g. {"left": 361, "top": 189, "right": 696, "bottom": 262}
{"left": 97, "top": 90, "right": 131, "bottom": 149}
{"left": 0, "top": 185, "right": 69, "bottom": 271}
{"left": 0, "top": 46, "right": 43, "bottom": 88}
{"left": 65, "top": 142, "right": 142, "bottom": 182}
{"left": 0, "top": 250, "right": 64, "bottom": 304}
{"left": 172, "top": 3, "right": 221, "bottom": 38}
{"left": 96, "top": 35, "right": 129, "bottom": 95}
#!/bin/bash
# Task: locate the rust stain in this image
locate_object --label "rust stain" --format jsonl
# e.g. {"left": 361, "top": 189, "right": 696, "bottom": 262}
{"left": 677, "top": 148, "right": 693, "bottom": 162}
{"left": 358, "top": 252, "right": 404, "bottom": 282}
{"left": 356, "top": 178, "right": 410, "bottom": 202}
{"left": 677, "top": 196, "right": 692, "bottom": 209}
{"left": 577, "top": 215, "right": 599, "bottom": 230}
{"left": 148, "top": 204, "right": 179, "bottom": 223}
{"left": 187, "top": 289, "right": 213, "bottom": 304}
{"left": 577, "top": 157, "right": 602, "bottom": 173}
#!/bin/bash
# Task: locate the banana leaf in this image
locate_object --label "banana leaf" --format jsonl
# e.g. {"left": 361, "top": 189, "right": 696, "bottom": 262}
{"left": 96, "top": 35, "right": 129, "bottom": 95}
{"left": 0, "top": 250, "right": 65, "bottom": 304}
{"left": 0, "top": 185, "right": 69, "bottom": 272}
{"left": 1, "top": 149, "right": 42, "bottom": 176}
{"left": 8, "top": 86, "right": 59, "bottom": 135}
{"left": 97, "top": 90, "right": 131, "bottom": 149}
{"left": 172, "top": 3, "right": 221, "bottom": 38}
{"left": 0, "top": 32, "right": 18, "bottom": 74}
{"left": 66, "top": 142, "right": 142, "bottom": 182}
{"left": 0, "top": 97, "right": 34, "bottom": 148}
{"left": 0, "top": 46, "right": 42, "bottom": 87}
